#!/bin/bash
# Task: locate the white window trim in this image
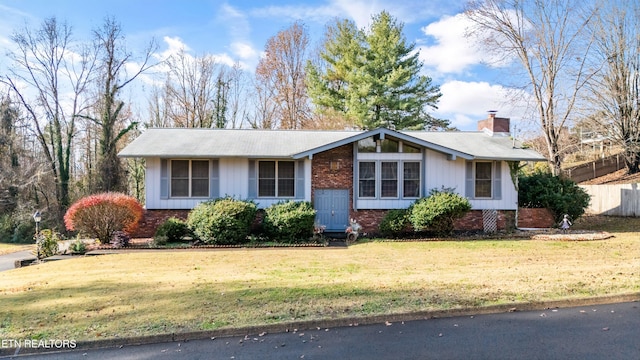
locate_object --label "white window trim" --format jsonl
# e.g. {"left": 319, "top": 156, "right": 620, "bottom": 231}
{"left": 358, "top": 161, "right": 377, "bottom": 199}
{"left": 357, "top": 160, "right": 422, "bottom": 200}
{"left": 402, "top": 161, "right": 421, "bottom": 199}
{"left": 357, "top": 138, "right": 423, "bottom": 154}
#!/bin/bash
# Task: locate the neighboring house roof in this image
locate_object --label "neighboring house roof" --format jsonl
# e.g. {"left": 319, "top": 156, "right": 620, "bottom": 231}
{"left": 118, "top": 127, "right": 546, "bottom": 162}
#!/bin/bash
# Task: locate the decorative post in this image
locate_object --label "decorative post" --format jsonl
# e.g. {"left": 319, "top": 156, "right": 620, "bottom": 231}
{"left": 33, "top": 211, "right": 41, "bottom": 260}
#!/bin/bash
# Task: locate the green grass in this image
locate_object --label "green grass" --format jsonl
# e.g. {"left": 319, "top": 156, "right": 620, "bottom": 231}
{"left": 0, "top": 215, "right": 638, "bottom": 342}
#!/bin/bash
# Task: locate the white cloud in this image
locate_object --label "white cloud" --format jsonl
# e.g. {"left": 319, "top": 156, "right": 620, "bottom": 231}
{"left": 231, "top": 42, "right": 257, "bottom": 60}
{"left": 417, "top": 14, "right": 486, "bottom": 74}
{"left": 155, "top": 36, "right": 190, "bottom": 61}
{"left": 218, "top": 3, "right": 251, "bottom": 40}
{"left": 434, "top": 80, "right": 531, "bottom": 130}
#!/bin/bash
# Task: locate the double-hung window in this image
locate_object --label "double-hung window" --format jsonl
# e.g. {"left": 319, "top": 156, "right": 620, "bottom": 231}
{"left": 258, "top": 161, "right": 295, "bottom": 197}
{"left": 358, "top": 161, "right": 420, "bottom": 199}
{"left": 381, "top": 162, "right": 398, "bottom": 198}
{"left": 358, "top": 162, "right": 376, "bottom": 197}
{"left": 171, "top": 160, "right": 209, "bottom": 197}
{"left": 403, "top": 162, "right": 420, "bottom": 198}
{"left": 475, "top": 162, "right": 492, "bottom": 198}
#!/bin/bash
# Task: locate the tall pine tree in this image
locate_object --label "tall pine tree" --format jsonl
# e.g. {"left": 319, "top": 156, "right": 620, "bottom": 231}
{"left": 306, "top": 11, "right": 446, "bottom": 130}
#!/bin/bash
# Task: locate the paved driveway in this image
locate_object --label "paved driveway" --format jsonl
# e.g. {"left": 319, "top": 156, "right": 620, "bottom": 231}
{"left": 0, "top": 250, "right": 34, "bottom": 271}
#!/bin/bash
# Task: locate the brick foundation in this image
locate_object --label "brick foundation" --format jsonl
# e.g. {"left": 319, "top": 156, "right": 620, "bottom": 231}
{"left": 133, "top": 209, "right": 190, "bottom": 238}
{"left": 134, "top": 207, "right": 555, "bottom": 238}
{"left": 351, "top": 209, "right": 556, "bottom": 235}
{"left": 454, "top": 210, "right": 514, "bottom": 231}
{"left": 351, "top": 210, "right": 387, "bottom": 234}
{"left": 517, "top": 208, "right": 555, "bottom": 228}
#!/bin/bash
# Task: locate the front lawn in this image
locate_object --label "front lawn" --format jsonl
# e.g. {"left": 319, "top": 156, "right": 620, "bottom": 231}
{"left": 0, "top": 216, "right": 638, "bottom": 343}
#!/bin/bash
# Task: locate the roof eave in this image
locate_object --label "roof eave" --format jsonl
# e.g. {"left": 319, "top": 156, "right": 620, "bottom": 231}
{"left": 293, "top": 128, "right": 474, "bottom": 160}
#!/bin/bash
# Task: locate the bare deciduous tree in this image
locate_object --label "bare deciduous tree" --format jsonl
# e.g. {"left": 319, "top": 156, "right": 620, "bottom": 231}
{"left": 164, "top": 48, "right": 219, "bottom": 128}
{"left": 247, "top": 77, "right": 277, "bottom": 129}
{"left": 465, "top": 0, "right": 597, "bottom": 175}
{"left": 2, "top": 17, "right": 95, "bottom": 218}
{"left": 87, "top": 17, "right": 157, "bottom": 193}
{"left": 586, "top": 0, "right": 640, "bottom": 173}
{"left": 226, "top": 63, "right": 249, "bottom": 129}
{"left": 255, "top": 21, "right": 311, "bottom": 129}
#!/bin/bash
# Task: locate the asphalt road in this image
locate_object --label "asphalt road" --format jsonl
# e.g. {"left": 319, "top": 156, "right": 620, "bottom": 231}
{"left": 5, "top": 301, "right": 639, "bottom": 360}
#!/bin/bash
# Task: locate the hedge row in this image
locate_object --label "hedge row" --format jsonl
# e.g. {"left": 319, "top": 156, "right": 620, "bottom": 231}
{"left": 159, "top": 198, "right": 319, "bottom": 245}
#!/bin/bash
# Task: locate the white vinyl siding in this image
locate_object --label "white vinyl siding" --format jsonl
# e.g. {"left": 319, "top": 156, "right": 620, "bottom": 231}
{"left": 145, "top": 157, "right": 311, "bottom": 210}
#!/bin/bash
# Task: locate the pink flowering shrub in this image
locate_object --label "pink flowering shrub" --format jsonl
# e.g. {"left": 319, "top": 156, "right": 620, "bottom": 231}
{"left": 64, "top": 192, "right": 144, "bottom": 244}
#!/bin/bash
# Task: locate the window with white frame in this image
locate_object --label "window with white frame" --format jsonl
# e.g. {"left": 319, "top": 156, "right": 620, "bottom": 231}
{"left": 475, "top": 162, "right": 492, "bottom": 198}
{"left": 358, "top": 161, "right": 421, "bottom": 199}
{"left": 357, "top": 136, "right": 422, "bottom": 154}
{"left": 381, "top": 162, "right": 398, "bottom": 198}
{"left": 358, "top": 162, "right": 376, "bottom": 197}
{"left": 170, "top": 160, "right": 209, "bottom": 197}
{"left": 403, "top": 162, "right": 420, "bottom": 197}
{"left": 258, "top": 161, "right": 295, "bottom": 197}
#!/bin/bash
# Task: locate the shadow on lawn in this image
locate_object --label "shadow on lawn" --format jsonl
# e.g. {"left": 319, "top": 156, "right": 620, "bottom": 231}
{"left": 0, "top": 278, "right": 504, "bottom": 343}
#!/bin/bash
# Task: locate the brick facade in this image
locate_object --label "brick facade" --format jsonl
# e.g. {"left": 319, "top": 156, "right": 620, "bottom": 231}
{"left": 517, "top": 207, "right": 555, "bottom": 228}
{"left": 133, "top": 209, "right": 190, "bottom": 238}
{"left": 311, "top": 143, "right": 354, "bottom": 210}
{"left": 350, "top": 209, "right": 387, "bottom": 234}
{"left": 454, "top": 210, "right": 514, "bottom": 231}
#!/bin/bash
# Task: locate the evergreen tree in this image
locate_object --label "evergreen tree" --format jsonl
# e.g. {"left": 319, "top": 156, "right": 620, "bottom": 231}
{"left": 306, "top": 11, "right": 446, "bottom": 130}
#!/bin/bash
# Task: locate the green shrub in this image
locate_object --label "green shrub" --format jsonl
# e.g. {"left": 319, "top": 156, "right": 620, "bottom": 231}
{"left": 0, "top": 214, "right": 32, "bottom": 244}
{"left": 11, "top": 221, "right": 35, "bottom": 244}
{"left": 0, "top": 214, "right": 14, "bottom": 243}
{"left": 187, "top": 197, "right": 257, "bottom": 245}
{"left": 36, "top": 229, "right": 60, "bottom": 259}
{"left": 263, "top": 201, "right": 316, "bottom": 243}
{"left": 379, "top": 209, "right": 410, "bottom": 237}
{"left": 154, "top": 217, "right": 190, "bottom": 243}
{"left": 69, "top": 239, "right": 86, "bottom": 254}
{"left": 64, "top": 192, "right": 144, "bottom": 244}
{"left": 409, "top": 189, "right": 471, "bottom": 236}
{"left": 518, "top": 172, "right": 591, "bottom": 223}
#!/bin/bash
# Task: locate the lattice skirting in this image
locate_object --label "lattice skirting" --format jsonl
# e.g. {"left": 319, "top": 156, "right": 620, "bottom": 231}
{"left": 482, "top": 209, "right": 498, "bottom": 233}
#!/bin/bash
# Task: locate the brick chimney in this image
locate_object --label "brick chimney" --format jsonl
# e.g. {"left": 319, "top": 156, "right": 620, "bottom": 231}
{"left": 478, "top": 110, "right": 510, "bottom": 135}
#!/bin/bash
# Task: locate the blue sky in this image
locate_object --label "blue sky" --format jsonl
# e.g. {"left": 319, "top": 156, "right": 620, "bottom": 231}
{"left": 0, "top": 0, "right": 530, "bottom": 131}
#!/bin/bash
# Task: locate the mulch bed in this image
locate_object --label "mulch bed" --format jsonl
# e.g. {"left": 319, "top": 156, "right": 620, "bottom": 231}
{"left": 85, "top": 230, "right": 614, "bottom": 251}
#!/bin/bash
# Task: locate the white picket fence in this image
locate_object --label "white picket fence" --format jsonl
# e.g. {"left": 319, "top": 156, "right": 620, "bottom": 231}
{"left": 580, "top": 184, "right": 640, "bottom": 216}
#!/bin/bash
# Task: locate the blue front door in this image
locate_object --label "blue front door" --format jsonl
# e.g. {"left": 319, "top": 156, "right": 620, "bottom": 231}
{"left": 314, "top": 189, "right": 349, "bottom": 231}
